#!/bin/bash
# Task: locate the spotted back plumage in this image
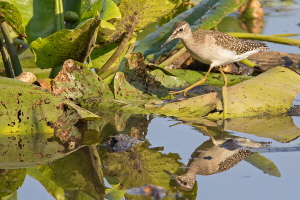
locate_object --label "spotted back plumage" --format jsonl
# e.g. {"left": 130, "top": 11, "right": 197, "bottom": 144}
{"left": 201, "top": 30, "right": 269, "bottom": 55}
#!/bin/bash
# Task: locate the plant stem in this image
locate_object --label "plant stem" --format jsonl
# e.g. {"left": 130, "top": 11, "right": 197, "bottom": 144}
{"left": 227, "top": 32, "right": 300, "bottom": 46}
{"left": 49, "top": 66, "right": 62, "bottom": 79}
{"left": 51, "top": 0, "right": 65, "bottom": 77}
{"left": 0, "top": 34, "right": 14, "bottom": 78}
{"left": 1, "top": 23, "right": 23, "bottom": 76}
{"left": 54, "top": 0, "right": 65, "bottom": 31}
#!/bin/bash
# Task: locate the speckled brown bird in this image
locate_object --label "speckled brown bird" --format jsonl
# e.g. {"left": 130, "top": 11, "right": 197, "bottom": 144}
{"left": 161, "top": 21, "right": 269, "bottom": 96}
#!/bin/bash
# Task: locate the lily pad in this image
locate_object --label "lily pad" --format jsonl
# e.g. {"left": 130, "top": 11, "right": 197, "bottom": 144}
{"left": 51, "top": 59, "right": 113, "bottom": 103}
{"left": 145, "top": 67, "right": 300, "bottom": 119}
{"left": 114, "top": 53, "right": 169, "bottom": 101}
{"left": 223, "top": 66, "right": 300, "bottom": 118}
{"left": 169, "top": 69, "right": 252, "bottom": 87}
{"left": 30, "top": 17, "right": 100, "bottom": 69}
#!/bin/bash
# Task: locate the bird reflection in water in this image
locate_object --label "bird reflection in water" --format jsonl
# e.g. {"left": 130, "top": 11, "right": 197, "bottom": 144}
{"left": 164, "top": 125, "right": 270, "bottom": 191}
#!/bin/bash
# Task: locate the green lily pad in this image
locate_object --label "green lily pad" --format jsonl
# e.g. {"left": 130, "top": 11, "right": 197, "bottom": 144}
{"left": 150, "top": 69, "right": 188, "bottom": 89}
{"left": 30, "top": 17, "right": 100, "bottom": 69}
{"left": 169, "top": 69, "right": 252, "bottom": 87}
{"left": 114, "top": 53, "right": 169, "bottom": 101}
{"left": 52, "top": 59, "right": 113, "bottom": 103}
{"left": 145, "top": 67, "right": 300, "bottom": 119}
{"left": 222, "top": 66, "right": 300, "bottom": 118}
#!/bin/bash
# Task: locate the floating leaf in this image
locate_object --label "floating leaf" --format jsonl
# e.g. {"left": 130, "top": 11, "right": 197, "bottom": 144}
{"left": 114, "top": 53, "right": 169, "bottom": 101}
{"left": 51, "top": 59, "right": 113, "bottom": 102}
{"left": 146, "top": 67, "right": 300, "bottom": 119}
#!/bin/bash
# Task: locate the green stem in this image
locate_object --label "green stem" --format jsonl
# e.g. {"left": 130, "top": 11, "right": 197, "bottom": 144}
{"left": 158, "top": 47, "right": 186, "bottom": 68}
{"left": 0, "top": 23, "right": 23, "bottom": 76}
{"left": 54, "top": 0, "right": 65, "bottom": 31}
{"left": 227, "top": 32, "right": 300, "bottom": 46}
{"left": 49, "top": 66, "right": 62, "bottom": 79}
{"left": 0, "top": 34, "right": 14, "bottom": 78}
{"left": 51, "top": 0, "right": 65, "bottom": 77}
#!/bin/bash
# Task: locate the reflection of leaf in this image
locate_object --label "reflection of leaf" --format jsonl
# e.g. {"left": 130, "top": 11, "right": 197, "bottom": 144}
{"left": 100, "top": 142, "right": 183, "bottom": 194}
{"left": 28, "top": 146, "right": 105, "bottom": 200}
{"left": 0, "top": 169, "right": 26, "bottom": 198}
{"left": 225, "top": 114, "right": 300, "bottom": 143}
{"left": 105, "top": 183, "right": 126, "bottom": 200}
{"left": 0, "top": 1, "right": 26, "bottom": 37}
{"left": 30, "top": 17, "right": 100, "bottom": 69}
{"left": 245, "top": 153, "right": 281, "bottom": 177}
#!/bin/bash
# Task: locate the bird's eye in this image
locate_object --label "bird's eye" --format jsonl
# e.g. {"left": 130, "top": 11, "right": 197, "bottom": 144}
{"left": 179, "top": 28, "right": 183, "bottom": 32}
{"left": 183, "top": 182, "right": 188, "bottom": 186}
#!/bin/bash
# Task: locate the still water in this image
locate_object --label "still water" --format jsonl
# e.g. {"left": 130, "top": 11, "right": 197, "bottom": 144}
{"left": 10, "top": 0, "right": 300, "bottom": 200}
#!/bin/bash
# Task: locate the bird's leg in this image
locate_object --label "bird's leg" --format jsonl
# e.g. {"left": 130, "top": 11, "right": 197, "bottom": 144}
{"left": 219, "top": 66, "right": 228, "bottom": 119}
{"left": 169, "top": 66, "right": 214, "bottom": 96}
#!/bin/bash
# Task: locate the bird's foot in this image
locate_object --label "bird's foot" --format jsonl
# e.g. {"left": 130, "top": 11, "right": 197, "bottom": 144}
{"left": 169, "top": 89, "right": 189, "bottom": 96}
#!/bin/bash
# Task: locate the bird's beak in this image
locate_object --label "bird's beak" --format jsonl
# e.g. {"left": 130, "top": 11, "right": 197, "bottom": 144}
{"left": 163, "top": 169, "right": 180, "bottom": 180}
{"left": 161, "top": 34, "right": 176, "bottom": 48}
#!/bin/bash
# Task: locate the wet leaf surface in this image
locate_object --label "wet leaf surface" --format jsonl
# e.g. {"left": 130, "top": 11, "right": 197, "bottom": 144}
{"left": 52, "top": 59, "right": 113, "bottom": 102}
{"left": 114, "top": 53, "right": 169, "bottom": 101}
{"left": 146, "top": 67, "right": 300, "bottom": 120}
